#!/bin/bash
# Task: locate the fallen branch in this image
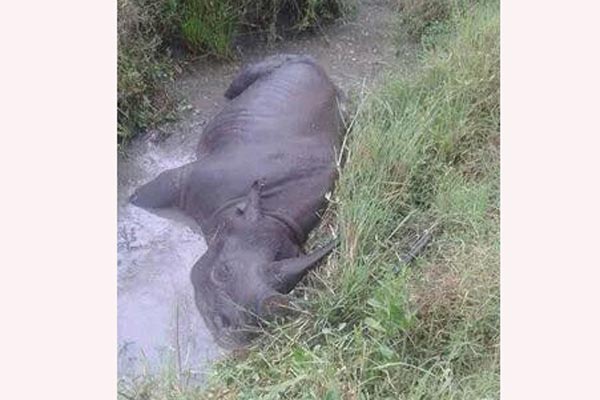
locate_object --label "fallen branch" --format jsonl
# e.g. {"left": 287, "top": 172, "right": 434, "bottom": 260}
{"left": 393, "top": 224, "right": 436, "bottom": 273}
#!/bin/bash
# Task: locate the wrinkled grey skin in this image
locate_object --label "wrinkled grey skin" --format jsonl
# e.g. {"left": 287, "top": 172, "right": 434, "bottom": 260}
{"left": 130, "top": 55, "right": 344, "bottom": 348}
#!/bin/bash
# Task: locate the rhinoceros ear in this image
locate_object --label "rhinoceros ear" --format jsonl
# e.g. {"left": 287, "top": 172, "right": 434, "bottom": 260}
{"left": 237, "top": 179, "right": 265, "bottom": 222}
{"left": 129, "top": 162, "right": 194, "bottom": 210}
{"left": 266, "top": 239, "right": 338, "bottom": 293}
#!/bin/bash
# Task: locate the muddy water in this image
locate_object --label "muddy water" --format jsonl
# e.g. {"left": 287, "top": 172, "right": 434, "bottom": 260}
{"left": 117, "top": 0, "right": 418, "bottom": 383}
{"left": 117, "top": 134, "right": 225, "bottom": 381}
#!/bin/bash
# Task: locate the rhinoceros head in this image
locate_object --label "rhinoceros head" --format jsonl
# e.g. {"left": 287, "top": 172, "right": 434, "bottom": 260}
{"left": 190, "top": 244, "right": 290, "bottom": 348}
{"left": 189, "top": 181, "right": 336, "bottom": 348}
{"left": 131, "top": 172, "right": 336, "bottom": 347}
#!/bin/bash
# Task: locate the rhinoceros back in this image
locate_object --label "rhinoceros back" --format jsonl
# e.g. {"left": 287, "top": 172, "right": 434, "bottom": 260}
{"left": 191, "top": 56, "right": 343, "bottom": 240}
{"left": 198, "top": 56, "right": 340, "bottom": 156}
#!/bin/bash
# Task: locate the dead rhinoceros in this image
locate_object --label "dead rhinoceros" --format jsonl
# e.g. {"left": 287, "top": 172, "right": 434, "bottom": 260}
{"left": 130, "top": 54, "right": 345, "bottom": 348}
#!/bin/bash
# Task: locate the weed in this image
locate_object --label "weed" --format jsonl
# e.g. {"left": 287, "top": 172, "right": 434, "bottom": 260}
{"left": 176, "top": 0, "right": 238, "bottom": 57}
{"left": 117, "top": 0, "right": 177, "bottom": 144}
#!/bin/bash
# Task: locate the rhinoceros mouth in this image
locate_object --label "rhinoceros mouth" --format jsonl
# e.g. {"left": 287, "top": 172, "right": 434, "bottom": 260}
{"left": 207, "top": 318, "right": 262, "bottom": 349}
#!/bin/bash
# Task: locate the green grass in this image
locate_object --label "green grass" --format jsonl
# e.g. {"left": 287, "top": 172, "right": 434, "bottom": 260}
{"left": 118, "top": 0, "right": 500, "bottom": 397}
{"left": 177, "top": 0, "right": 238, "bottom": 57}
{"left": 118, "top": 0, "right": 177, "bottom": 144}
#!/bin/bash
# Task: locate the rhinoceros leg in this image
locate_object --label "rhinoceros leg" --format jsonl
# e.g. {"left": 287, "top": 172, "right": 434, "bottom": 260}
{"left": 266, "top": 239, "right": 338, "bottom": 294}
{"left": 129, "top": 162, "right": 196, "bottom": 210}
{"left": 224, "top": 54, "right": 316, "bottom": 99}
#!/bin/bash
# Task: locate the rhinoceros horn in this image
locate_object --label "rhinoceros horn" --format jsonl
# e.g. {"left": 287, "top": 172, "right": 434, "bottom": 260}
{"left": 266, "top": 239, "right": 338, "bottom": 294}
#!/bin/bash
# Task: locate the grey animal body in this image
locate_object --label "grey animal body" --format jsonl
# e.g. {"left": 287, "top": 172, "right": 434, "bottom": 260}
{"left": 130, "top": 54, "right": 344, "bottom": 348}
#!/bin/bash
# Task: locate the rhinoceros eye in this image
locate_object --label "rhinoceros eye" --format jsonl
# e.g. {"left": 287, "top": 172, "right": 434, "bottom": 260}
{"left": 235, "top": 202, "right": 246, "bottom": 215}
{"left": 213, "top": 314, "right": 231, "bottom": 329}
{"left": 211, "top": 262, "right": 232, "bottom": 283}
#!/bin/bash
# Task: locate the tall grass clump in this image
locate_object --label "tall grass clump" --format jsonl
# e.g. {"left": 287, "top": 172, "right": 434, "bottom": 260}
{"left": 177, "top": 0, "right": 238, "bottom": 57}
{"left": 118, "top": 0, "right": 178, "bottom": 144}
{"left": 118, "top": 0, "right": 499, "bottom": 397}
{"left": 170, "top": 0, "right": 351, "bottom": 57}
